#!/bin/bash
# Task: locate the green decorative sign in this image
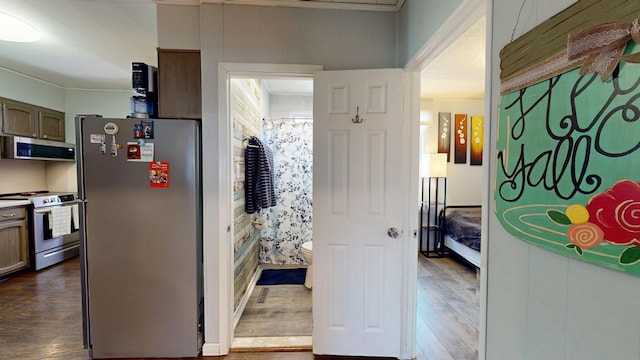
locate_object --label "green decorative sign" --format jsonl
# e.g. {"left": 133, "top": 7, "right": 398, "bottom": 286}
{"left": 496, "top": 41, "right": 640, "bottom": 276}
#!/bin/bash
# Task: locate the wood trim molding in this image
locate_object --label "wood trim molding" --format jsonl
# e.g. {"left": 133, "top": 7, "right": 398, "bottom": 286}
{"left": 153, "top": 0, "right": 405, "bottom": 12}
{"left": 404, "top": 0, "right": 485, "bottom": 71}
{"left": 500, "top": 0, "right": 640, "bottom": 80}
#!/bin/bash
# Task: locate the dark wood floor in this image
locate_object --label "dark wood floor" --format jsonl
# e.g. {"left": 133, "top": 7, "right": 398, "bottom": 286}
{"left": 0, "top": 254, "right": 478, "bottom": 360}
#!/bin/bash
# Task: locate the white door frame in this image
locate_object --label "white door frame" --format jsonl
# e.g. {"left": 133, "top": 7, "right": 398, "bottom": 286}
{"left": 215, "top": 63, "right": 419, "bottom": 358}
{"left": 404, "top": 0, "right": 488, "bottom": 358}
{"left": 216, "top": 62, "right": 322, "bottom": 354}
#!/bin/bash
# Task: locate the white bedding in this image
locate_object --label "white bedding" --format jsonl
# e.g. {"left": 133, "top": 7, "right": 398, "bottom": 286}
{"left": 444, "top": 234, "right": 480, "bottom": 268}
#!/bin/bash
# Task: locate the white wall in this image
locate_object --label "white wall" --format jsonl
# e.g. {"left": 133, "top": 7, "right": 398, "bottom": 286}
{"left": 64, "top": 89, "right": 132, "bottom": 143}
{"left": 0, "top": 67, "right": 65, "bottom": 111}
{"left": 486, "top": 1, "right": 640, "bottom": 359}
{"left": 269, "top": 94, "right": 313, "bottom": 119}
{"left": 0, "top": 160, "right": 46, "bottom": 193}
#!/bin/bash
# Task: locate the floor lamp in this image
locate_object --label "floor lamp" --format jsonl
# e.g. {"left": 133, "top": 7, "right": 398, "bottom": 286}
{"left": 420, "top": 153, "right": 447, "bottom": 257}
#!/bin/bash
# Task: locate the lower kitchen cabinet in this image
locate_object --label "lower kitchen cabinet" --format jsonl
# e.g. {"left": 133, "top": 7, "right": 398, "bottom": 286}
{"left": 0, "top": 207, "right": 29, "bottom": 278}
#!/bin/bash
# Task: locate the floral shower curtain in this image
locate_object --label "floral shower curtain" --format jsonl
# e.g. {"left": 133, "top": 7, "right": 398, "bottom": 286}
{"left": 260, "top": 118, "right": 313, "bottom": 264}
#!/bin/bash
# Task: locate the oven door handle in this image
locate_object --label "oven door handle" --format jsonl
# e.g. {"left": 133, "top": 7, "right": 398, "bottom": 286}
{"left": 33, "top": 201, "right": 81, "bottom": 214}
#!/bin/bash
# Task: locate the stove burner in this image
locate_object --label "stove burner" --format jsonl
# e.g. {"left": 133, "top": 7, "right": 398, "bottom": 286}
{"left": 20, "top": 192, "right": 44, "bottom": 196}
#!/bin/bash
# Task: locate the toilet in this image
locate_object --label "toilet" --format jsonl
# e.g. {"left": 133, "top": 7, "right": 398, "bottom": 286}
{"left": 301, "top": 241, "right": 313, "bottom": 289}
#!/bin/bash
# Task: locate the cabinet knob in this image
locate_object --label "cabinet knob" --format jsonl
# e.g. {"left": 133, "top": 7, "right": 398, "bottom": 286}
{"left": 2, "top": 213, "right": 16, "bottom": 218}
{"left": 43, "top": 134, "right": 48, "bottom": 138}
{"left": 32, "top": 133, "right": 37, "bottom": 137}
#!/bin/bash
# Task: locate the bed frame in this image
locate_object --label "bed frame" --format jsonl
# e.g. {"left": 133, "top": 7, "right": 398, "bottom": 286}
{"left": 440, "top": 205, "right": 481, "bottom": 268}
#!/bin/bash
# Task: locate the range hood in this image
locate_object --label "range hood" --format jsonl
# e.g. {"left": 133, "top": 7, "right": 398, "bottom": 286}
{"left": 2, "top": 136, "right": 75, "bottom": 161}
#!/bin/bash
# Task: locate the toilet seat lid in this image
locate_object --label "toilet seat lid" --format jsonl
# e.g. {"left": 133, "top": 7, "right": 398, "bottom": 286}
{"left": 302, "top": 241, "right": 312, "bottom": 251}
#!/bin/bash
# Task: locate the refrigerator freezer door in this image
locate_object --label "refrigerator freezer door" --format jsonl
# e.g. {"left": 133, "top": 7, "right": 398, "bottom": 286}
{"left": 78, "top": 117, "right": 202, "bottom": 358}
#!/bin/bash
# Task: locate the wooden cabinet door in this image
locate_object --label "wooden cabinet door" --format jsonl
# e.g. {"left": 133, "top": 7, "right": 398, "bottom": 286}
{"left": 158, "top": 49, "right": 201, "bottom": 119}
{"left": 1, "top": 99, "right": 37, "bottom": 137}
{"left": 38, "top": 108, "right": 66, "bottom": 141}
{"left": 0, "top": 207, "right": 29, "bottom": 277}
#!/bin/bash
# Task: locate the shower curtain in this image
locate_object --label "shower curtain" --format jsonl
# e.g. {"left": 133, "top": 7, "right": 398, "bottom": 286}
{"left": 260, "top": 118, "right": 313, "bottom": 265}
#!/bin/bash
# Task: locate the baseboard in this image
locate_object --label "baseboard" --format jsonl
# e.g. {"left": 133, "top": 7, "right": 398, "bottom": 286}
{"left": 202, "top": 342, "right": 222, "bottom": 356}
{"left": 233, "top": 266, "right": 262, "bottom": 329}
{"left": 231, "top": 336, "right": 313, "bottom": 351}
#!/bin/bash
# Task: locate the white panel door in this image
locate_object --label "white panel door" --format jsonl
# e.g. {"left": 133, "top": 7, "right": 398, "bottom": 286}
{"left": 313, "top": 69, "right": 407, "bottom": 357}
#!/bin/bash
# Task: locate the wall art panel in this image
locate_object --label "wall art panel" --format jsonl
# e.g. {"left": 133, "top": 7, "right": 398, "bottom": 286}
{"left": 454, "top": 114, "right": 467, "bottom": 164}
{"left": 437, "top": 112, "right": 451, "bottom": 161}
{"left": 470, "top": 115, "right": 483, "bottom": 166}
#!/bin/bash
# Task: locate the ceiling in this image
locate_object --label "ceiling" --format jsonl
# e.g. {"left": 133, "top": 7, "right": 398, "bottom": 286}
{"left": 0, "top": 0, "right": 484, "bottom": 98}
{"left": 420, "top": 15, "right": 486, "bottom": 99}
{"left": 0, "top": 0, "right": 158, "bottom": 90}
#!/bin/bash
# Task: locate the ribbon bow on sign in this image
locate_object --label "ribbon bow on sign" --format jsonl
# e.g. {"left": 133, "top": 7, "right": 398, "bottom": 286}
{"left": 567, "top": 18, "right": 640, "bottom": 81}
{"left": 567, "top": 16, "right": 640, "bottom": 81}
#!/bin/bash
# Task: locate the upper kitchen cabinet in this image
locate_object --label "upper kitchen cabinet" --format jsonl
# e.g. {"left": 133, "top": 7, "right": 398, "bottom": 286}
{"left": 157, "top": 49, "right": 201, "bottom": 119}
{"left": 1, "top": 98, "right": 37, "bottom": 138}
{"left": 1, "top": 97, "right": 66, "bottom": 142}
{"left": 38, "top": 108, "right": 66, "bottom": 141}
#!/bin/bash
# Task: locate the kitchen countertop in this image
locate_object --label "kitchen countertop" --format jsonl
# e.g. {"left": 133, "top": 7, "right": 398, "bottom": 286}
{"left": 0, "top": 200, "right": 31, "bottom": 209}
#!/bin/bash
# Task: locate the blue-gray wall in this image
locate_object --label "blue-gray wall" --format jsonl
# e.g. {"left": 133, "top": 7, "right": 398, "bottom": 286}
{"left": 396, "top": 0, "right": 466, "bottom": 66}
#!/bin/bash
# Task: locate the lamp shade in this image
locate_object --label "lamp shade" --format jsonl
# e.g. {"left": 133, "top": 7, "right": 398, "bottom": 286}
{"left": 428, "top": 153, "right": 447, "bottom": 178}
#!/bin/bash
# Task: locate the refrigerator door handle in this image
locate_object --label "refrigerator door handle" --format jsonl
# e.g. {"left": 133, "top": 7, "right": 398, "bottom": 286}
{"left": 77, "top": 199, "right": 91, "bottom": 349}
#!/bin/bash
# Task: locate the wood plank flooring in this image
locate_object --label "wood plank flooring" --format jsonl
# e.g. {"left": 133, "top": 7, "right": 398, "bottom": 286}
{"left": 235, "top": 284, "right": 312, "bottom": 337}
{"left": 416, "top": 254, "right": 479, "bottom": 360}
{"left": 0, "top": 256, "right": 86, "bottom": 360}
{"left": 0, "top": 254, "right": 478, "bottom": 360}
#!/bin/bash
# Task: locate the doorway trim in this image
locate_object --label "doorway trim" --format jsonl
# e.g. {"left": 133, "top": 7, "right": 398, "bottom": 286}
{"left": 217, "top": 62, "right": 323, "bottom": 354}
{"left": 403, "top": 0, "right": 488, "bottom": 358}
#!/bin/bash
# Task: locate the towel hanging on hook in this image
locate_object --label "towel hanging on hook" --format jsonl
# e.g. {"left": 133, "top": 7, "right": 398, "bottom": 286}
{"left": 245, "top": 136, "right": 276, "bottom": 214}
{"left": 242, "top": 137, "right": 259, "bottom": 148}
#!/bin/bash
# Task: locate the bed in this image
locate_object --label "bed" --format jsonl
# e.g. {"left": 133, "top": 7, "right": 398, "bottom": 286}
{"left": 439, "top": 205, "right": 482, "bottom": 268}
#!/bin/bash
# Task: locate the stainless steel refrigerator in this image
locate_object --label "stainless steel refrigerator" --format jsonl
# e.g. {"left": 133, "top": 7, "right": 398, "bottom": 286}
{"left": 75, "top": 115, "right": 203, "bottom": 358}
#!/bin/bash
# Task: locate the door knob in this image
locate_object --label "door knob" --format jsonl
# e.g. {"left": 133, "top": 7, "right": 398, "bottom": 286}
{"left": 387, "top": 227, "right": 399, "bottom": 238}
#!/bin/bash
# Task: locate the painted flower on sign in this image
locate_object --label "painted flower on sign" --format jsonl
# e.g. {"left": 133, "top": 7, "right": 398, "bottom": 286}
{"left": 585, "top": 180, "right": 640, "bottom": 246}
{"left": 565, "top": 204, "right": 590, "bottom": 224}
{"left": 566, "top": 222, "right": 604, "bottom": 250}
{"left": 548, "top": 180, "right": 640, "bottom": 264}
